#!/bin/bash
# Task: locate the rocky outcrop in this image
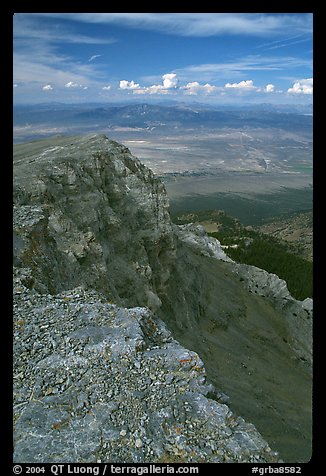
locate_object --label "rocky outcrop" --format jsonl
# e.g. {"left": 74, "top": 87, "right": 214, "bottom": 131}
{"left": 13, "top": 134, "right": 312, "bottom": 463}
{"left": 233, "top": 263, "right": 312, "bottom": 364}
{"left": 175, "top": 223, "right": 232, "bottom": 262}
{"left": 13, "top": 134, "right": 174, "bottom": 310}
{"left": 13, "top": 272, "right": 278, "bottom": 463}
{"left": 174, "top": 224, "right": 312, "bottom": 365}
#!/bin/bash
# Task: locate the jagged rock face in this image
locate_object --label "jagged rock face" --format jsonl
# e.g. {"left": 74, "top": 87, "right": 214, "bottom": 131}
{"left": 13, "top": 134, "right": 312, "bottom": 463}
{"left": 13, "top": 273, "right": 278, "bottom": 463}
{"left": 233, "top": 263, "right": 312, "bottom": 363}
{"left": 14, "top": 134, "right": 174, "bottom": 309}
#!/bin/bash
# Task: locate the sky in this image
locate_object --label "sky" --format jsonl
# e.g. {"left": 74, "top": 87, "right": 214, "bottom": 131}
{"left": 13, "top": 13, "right": 313, "bottom": 105}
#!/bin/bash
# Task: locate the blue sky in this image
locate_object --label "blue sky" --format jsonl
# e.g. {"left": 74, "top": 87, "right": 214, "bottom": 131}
{"left": 13, "top": 13, "right": 313, "bottom": 105}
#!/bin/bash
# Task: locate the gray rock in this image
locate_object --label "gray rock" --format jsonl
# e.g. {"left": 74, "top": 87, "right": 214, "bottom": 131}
{"left": 13, "top": 283, "right": 278, "bottom": 463}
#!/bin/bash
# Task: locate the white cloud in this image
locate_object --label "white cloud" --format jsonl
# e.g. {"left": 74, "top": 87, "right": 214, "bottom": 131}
{"left": 132, "top": 89, "right": 147, "bottom": 95}
{"left": 181, "top": 81, "right": 201, "bottom": 95}
{"left": 146, "top": 73, "right": 179, "bottom": 94}
{"left": 132, "top": 85, "right": 170, "bottom": 95}
{"left": 119, "top": 74, "right": 179, "bottom": 95}
{"left": 202, "top": 83, "right": 219, "bottom": 94}
{"left": 14, "top": 15, "right": 116, "bottom": 45}
{"left": 65, "top": 81, "right": 87, "bottom": 89}
{"left": 13, "top": 83, "right": 18, "bottom": 88}
{"left": 121, "top": 74, "right": 221, "bottom": 97}
{"left": 65, "top": 81, "right": 79, "bottom": 88}
{"left": 42, "top": 84, "right": 53, "bottom": 91}
{"left": 176, "top": 56, "right": 312, "bottom": 85}
{"left": 132, "top": 73, "right": 179, "bottom": 95}
{"left": 119, "top": 80, "right": 140, "bottom": 90}
{"left": 148, "top": 85, "right": 170, "bottom": 94}
{"left": 14, "top": 15, "right": 113, "bottom": 100}
{"left": 102, "top": 85, "right": 111, "bottom": 91}
{"left": 88, "top": 55, "right": 102, "bottom": 62}
{"left": 265, "top": 84, "right": 275, "bottom": 93}
{"left": 181, "top": 81, "right": 219, "bottom": 95}
{"left": 14, "top": 47, "right": 101, "bottom": 92}
{"left": 36, "top": 13, "right": 312, "bottom": 38}
{"left": 287, "top": 78, "right": 313, "bottom": 95}
{"left": 224, "top": 80, "right": 256, "bottom": 89}
{"left": 162, "top": 73, "right": 178, "bottom": 89}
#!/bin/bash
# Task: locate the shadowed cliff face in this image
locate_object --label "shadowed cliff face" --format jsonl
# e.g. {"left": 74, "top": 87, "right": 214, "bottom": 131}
{"left": 13, "top": 134, "right": 175, "bottom": 309}
{"left": 13, "top": 134, "right": 312, "bottom": 462}
{"left": 158, "top": 242, "right": 312, "bottom": 462}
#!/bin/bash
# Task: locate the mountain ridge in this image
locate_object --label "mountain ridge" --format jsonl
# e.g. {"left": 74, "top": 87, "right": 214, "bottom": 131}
{"left": 13, "top": 134, "right": 312, "bottom": 462}
{"left": 14, "top": 103, "right": 313, "bottom": 130}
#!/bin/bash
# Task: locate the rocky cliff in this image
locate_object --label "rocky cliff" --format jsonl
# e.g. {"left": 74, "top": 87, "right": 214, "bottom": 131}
{"left": 13, "top": 134, "right": 312, "bottom": 463}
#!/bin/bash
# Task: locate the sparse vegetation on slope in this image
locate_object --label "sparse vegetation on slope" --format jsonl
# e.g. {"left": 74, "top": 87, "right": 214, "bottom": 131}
{"left": 172, "top": 209, "right": 312, "bottom": 301}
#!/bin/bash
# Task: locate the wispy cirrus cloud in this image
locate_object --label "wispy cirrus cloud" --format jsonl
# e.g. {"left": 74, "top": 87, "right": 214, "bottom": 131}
{"left": 174, "top": 54, "right": 312, "bottom": 84}
{"left": 263, "top": 37, "right": 311, "bottom": 51}
{"left": 179, "top": 55, "right": 312, "bottom": 73}
{"left": 255, "top": 33, "right": 311, "bottom": 51}
{"left": 14, "top": 14, "right": 116, "bottom": 45}
{"left": 31, "top": 13, "right": 312, "bottom": 38}
{"left": 88, "top": 55, "right": 102, "bottom": 62}
{"left": 13, "top": 14, "right": 111, "bottom": 92}
{"left": 13, "top": 50, "right": 98, "bottom": 89}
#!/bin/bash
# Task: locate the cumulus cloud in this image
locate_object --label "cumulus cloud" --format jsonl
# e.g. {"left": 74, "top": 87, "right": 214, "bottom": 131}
{"left": 265, "top": 84, "right": 275, "bottom": 93}
{"left": 147, "top": 85, "right": 166, "bottom": 94}
{"left": 102, "top": 85, "right": 111, "bottom": 90}
{"left": 162, "top": 73, "right": 178, "bottom": 89}
{"left": 224, "top": 80, "right": 256, "bottom": 89}
{"left": 181, "top": 81, "right": 219, "bottom": 95}
{"left": 288, "top": 78, "right": 313, "bottom": 95}
{"left": 13, "top": 83, "right": 18, "bottom": 88}
{"left": 119, "top": 74, "right": 179, "bottom": 95}
{"left": 65, "top": 81, "right": 87, "bottom": 89}
{"left": 119, "top": 80, "right": 140, "bottom": 90}
{"left": 132, "top": 85, "right": 169, "bottom": 95}
{"left": 42, "top": 84, "right": 53, "bottom": 91}
{"left": 132, "top": 89, "right": 147, "bottom": 95}
{"left": 65, "top": 81, "right": 79, "bottom": 88}
{"left": 181, "top": 81, "right": 201, "bottom": 95}
{"left": 145, "top": 73, "right": 179, "bottom": 94}
{"left": 135, "top": 73, "right": 179, "bottom": 95}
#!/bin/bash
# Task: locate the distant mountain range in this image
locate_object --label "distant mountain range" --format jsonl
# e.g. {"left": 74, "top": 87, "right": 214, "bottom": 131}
{"left": 14, "top": 102, "right": 313, "bottom": 132}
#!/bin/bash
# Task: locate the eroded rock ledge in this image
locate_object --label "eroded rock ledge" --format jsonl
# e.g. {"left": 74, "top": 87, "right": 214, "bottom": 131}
{"left": 13, "top": 271, "right": 278, "bottom": 463}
